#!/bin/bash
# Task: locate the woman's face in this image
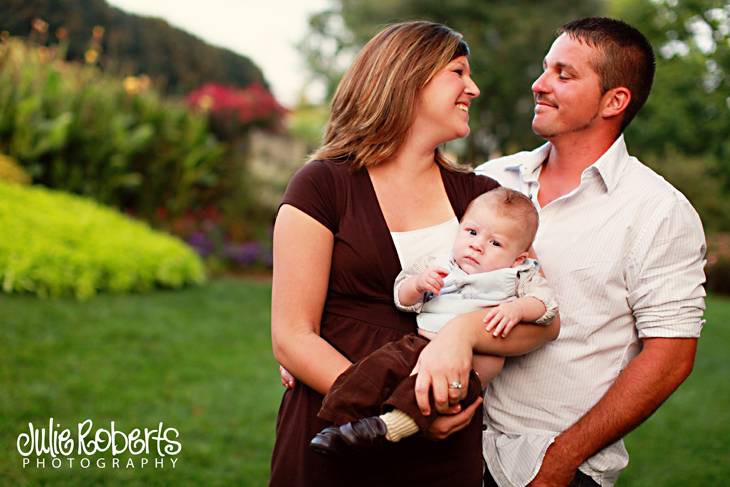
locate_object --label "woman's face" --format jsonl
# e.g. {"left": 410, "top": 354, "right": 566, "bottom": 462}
{"left": 412, "top": 55, "right": 480, "bottom": 145}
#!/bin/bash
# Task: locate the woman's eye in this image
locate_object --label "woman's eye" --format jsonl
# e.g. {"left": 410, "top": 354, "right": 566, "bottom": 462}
{"left": 454, "top": 69, "right": 464, "bottom": 76}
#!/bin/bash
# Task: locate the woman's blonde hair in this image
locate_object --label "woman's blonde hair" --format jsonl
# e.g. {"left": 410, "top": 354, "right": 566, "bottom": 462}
{"left": 311, "top": 21, "right": 470, "bottom": 171}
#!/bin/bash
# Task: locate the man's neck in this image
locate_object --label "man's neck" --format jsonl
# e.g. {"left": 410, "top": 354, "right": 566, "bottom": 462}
{"left": 537, "top": 129, "right": 620, "bottom": 207}
{"left": 546, "top": 130, "right": 618, "bottom": 176}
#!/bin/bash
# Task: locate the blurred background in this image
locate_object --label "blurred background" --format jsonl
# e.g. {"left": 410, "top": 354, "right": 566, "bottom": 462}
{"left": 0, "top": 0, "right": 728, "bottom": 485}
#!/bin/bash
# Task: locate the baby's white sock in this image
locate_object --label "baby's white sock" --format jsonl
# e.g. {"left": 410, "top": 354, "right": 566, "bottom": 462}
{"left": 379, "top": 409, "right": 419, "bottom": 442}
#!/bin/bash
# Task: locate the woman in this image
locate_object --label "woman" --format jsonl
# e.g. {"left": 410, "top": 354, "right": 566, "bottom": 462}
{"left": 270, "top": 21, "right": 557, "bottom": 487}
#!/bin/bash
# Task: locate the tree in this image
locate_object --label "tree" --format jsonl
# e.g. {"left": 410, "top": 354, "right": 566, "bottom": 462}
{"left": 0, "top": 0, "right": 268, "bottom": 95}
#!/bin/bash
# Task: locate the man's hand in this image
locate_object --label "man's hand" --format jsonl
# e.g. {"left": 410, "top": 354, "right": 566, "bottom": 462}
{"left": 529, "top": 337, "right": 697, "bottom": 486}
{"left": 526, "top": 441, "right": 580, "bottom": 486}
{"left": 484, "top": 301, "right": 524, "bottom": 337}
{"left": 425, "top": 396, "right": 483, "bottom": 440}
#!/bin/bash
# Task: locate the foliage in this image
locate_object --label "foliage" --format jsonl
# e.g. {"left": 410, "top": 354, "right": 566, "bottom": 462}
{"left": 0, "top": 181, "right": 205, "bottom": 299}
{"left": 0, "top": 37, "right": 225, "bottom": 220}
{"left": 0, "top": 0, "right": 267, "bottom": 95}
{"left": 0, "top": 152, "right": 31, "bottom": 184}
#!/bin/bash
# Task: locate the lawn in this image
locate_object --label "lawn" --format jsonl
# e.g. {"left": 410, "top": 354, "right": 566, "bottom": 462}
{"left": 1, "top": 279, "right": 728, "bottom": 486}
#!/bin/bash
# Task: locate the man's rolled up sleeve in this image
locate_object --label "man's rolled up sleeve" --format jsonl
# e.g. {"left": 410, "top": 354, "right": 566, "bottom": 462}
{"left": 627, "top": 197, "right": 707, "bottom": 339}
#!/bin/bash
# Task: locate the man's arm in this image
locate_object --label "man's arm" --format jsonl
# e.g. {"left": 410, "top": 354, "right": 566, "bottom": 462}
{"left": 529, "top": 337, "right": 697, "bottom": 486}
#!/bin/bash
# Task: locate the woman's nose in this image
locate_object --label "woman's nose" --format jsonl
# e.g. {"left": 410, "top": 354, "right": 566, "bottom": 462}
{"left": 465, "top": 76, "right": 480, "bottom": 98}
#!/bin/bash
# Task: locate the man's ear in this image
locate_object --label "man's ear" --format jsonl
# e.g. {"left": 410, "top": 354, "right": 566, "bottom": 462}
{"left": 513, "top": 252, "right": 529, "bottom": 267}
{"left": 601, "top": 86, "right": 631, "bottom": 119}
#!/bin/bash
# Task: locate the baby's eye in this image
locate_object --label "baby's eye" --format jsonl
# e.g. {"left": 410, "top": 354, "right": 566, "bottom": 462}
{"left": 490, "top": 240, "right": 502, "bottom": 247}
{"left": 467, "top": 229, "right": 477, "bottom": 236}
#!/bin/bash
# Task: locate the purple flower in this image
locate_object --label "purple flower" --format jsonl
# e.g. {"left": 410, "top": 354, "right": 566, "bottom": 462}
{"left": 187, "top": 232, "right": 214, "bottom": 257}
{"left": 224, "top": 242, "right": 262, "bottom": 266}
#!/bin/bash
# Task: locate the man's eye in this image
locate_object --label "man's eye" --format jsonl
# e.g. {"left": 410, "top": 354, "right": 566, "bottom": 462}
{"left": 558, "top": 72, "right": 570, "bottom": 80}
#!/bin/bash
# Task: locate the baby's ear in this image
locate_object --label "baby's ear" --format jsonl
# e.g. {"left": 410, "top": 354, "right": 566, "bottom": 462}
{"left": 512, "top": 252, "right": 529, "bottom": 267}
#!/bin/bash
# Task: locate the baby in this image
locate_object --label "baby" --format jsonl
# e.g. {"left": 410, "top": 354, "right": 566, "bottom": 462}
{"left": 310, "top": 187, "right": 557, "bottom": 455}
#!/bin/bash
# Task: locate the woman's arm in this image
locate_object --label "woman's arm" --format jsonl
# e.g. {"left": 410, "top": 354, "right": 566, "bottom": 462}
{"left": 271, "top": 205, "right": 352, "bottom": 395}
{"left": 415, "top": 311, "right": 560, "bottom": 415}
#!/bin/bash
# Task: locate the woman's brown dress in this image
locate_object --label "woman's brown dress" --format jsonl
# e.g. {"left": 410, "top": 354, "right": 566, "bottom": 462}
{"left": 270, "top": 159, "right": 499, "bottom": 487}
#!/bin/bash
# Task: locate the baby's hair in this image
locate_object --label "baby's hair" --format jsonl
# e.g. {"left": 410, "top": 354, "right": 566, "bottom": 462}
{"left": 465, "top": 187, "right": 539, "bottom": 251}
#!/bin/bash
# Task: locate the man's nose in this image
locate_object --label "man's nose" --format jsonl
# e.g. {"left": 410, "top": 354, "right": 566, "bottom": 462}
{"left": 532, "top": 71, "right": 549, "bottom": 95}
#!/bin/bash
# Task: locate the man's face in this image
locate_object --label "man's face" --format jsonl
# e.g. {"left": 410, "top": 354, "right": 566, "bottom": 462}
{"left": 531, "top": 33, "right": 605, "bottom": 139}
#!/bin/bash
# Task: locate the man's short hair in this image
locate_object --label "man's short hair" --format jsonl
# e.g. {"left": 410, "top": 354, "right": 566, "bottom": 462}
{"left": 466, "top": 188, "right": 539, "bottom": 251}
{"left": 559, "top": 17, "right": 655, "bottom": 131}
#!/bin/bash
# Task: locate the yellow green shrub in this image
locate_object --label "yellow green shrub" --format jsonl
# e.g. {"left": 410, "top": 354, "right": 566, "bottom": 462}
{"left": 0, "top": 153, "right": 31, "bottom": 184}
{"left": 0, "top": 181, "right": 205, "bottom": 299}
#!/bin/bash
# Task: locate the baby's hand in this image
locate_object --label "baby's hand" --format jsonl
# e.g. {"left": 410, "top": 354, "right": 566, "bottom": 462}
{"left": 415, "top": 267, "right": 449, "bottom": 295}
{"left": 483, "top": 301, "right": 524, "bottom": 337}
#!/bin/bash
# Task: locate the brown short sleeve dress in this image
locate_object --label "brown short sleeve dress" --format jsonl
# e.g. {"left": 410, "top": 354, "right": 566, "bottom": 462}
{"left": 270, "top": 159, "right": 499, "bottom": 487}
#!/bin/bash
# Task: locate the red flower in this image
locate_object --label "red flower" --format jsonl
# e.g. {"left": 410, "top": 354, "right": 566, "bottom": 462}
{"left": 187, "top": 83, "right": 287, "bottom": 126}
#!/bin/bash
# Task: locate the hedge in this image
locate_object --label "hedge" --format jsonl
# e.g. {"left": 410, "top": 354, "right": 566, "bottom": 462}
{"left": 0, "top": 181, "right": 205, "bottom": 299}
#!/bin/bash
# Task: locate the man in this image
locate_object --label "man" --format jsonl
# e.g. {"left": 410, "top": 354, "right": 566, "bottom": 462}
{"left": 475, "top": 17, "right": 706, "bottom": 487}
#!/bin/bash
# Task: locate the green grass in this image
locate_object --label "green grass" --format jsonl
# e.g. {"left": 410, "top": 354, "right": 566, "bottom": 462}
{"left": 622, "top": 295, "right": 730, "bottom": 486}
{"left": 1, "top": 281, "right": 728, "bottom": 486}
{"left": 0, "top": 279, "right": 278, "bottom": 486}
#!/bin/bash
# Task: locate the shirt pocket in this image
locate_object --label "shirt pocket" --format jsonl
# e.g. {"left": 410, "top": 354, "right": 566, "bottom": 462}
{"left": 558, "top": 259, "right": 626, "bottom": 337}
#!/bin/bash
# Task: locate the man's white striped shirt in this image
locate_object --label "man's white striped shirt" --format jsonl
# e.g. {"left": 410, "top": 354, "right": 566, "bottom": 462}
{"left": 475, "top": 135, "right": 706, "bottom": 487}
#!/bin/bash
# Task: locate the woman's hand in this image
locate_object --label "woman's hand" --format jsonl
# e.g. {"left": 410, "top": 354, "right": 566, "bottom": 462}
{"left": 414, "top": 316, "right": 478, "bottom": 415}
{"left": 425, "top": 396, "right": 483, "bottom": 440}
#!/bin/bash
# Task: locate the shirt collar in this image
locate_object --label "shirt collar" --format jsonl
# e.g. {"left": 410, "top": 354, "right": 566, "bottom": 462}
{"left": 505, "top": 135, "right": 630, "bottom": 193}
{"left": 505, "top": 143, "right": 551, "bottom": 183}
{"left": 590, "top": 135, "right": 630, "bottom": 193}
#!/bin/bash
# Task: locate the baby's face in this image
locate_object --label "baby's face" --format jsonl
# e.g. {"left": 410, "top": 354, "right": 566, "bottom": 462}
{"left": 452, "top": 206, "right": 527, "bottom": 274}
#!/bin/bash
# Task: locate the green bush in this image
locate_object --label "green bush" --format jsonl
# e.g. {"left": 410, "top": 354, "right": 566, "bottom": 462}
{"left": 706, "top": 234, "right": 730, "bottom": 296}
{"left": 0, "top": 181, "right": 205, "bottom": 299}
{"left": 0, "top": 38, "right": 224, "bottom": 219}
